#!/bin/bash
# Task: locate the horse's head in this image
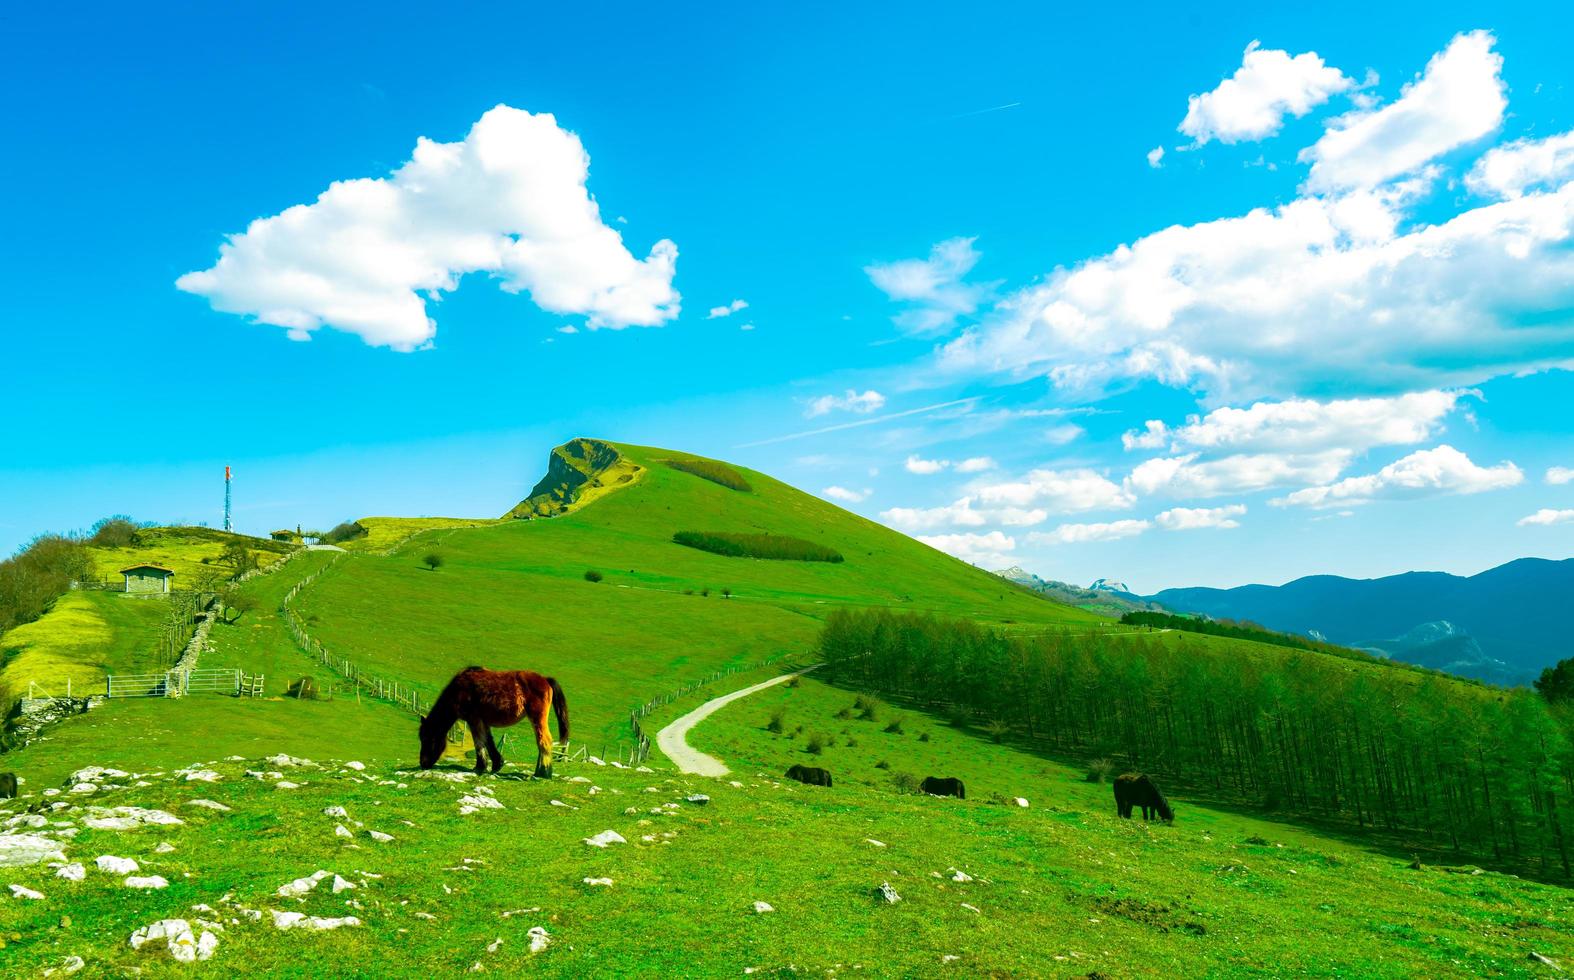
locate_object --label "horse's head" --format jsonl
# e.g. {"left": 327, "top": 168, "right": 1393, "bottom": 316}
{"left": 417, "top": 713, "right": 444, "bottom": 770}
{"left": 1157, "top": 799, "right": 1175, "bottom": 823}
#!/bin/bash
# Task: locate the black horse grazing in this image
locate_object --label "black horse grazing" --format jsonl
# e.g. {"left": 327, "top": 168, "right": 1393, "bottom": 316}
{"left": 1113, "top": 773, "right": 1174, "bottom": 822}
{"left": 921, "top": 776, "right": 966, "bottom": 799}
{"left": 0, "top": 772, "right": 16, "bottom": 799}
{"left": 785, "top": 764, "right": 832, "bottom": 787}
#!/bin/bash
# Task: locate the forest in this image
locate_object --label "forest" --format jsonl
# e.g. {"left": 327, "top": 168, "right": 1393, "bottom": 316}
{"left": 819, "top": 608, "right": 1574, "bottom": 877}
{"left": 672, "top": 531, "right": 844, "bottom": 563}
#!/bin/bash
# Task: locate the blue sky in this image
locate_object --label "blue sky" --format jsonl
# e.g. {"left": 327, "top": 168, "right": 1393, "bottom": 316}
{"left": 3, "top": 2, "right": 1573, "bottom": 590}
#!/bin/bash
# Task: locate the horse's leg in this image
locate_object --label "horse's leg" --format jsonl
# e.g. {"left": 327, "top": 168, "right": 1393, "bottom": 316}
{"left": 533, "top": 692, "right": 555, "bottom": 779}
{"left": 486, "top": 731, "right": 504, "bottom": 774}
{"left": 466, "top": 717, "right": 489, "bottom": 775}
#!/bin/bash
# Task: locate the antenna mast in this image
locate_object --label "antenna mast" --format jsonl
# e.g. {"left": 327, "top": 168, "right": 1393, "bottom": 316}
{"left": 224, "top": 466, "right": 232, "bottom": 532}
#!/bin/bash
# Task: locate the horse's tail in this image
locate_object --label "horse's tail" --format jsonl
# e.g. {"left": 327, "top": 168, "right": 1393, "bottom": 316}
{"left": 547, "top": 676, "right": 570, "bottom": 742}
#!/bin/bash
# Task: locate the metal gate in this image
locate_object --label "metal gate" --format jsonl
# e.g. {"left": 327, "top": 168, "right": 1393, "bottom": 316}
{"left": 106, "top": 672, "right": 174, "bottom": 698}
{"left": 183, "top": 669, "right": 241, "bottom": 694}
{"left": 105, "top": 669, "right": 241, "bottom": 698}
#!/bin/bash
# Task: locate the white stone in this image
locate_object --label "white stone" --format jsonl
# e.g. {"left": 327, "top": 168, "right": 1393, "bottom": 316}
{"left": 278, "top": 870, "right": 331, "bottom": 897}
{"left": 583, "top": 830, "right": 626, "bottom": 848}
{"left": 875, "top": 881, "right": 902, "bottom": 904}
{"left": 9, "top": 883, "right": 45, "bottom": 899}
{"left": 459, "top": 795, "right": 504, "bottom": 811}
{"left": 322, "top": 806, "right": 348, "bottom": 818}
{"left": 68, "top": 783, "right": 99, "bottom": 795}
{"left": 0, "top": 834, "right": 66, "bottom": 869}
{"left": 331, "top": 875, "right": 357, "bottom": 893}
{"left": 125, "top": 875, "right": 169, "bottom": 889}
{"left": 155, "top": 842, "right": 176, "bottom": 854}
{"left": 265, "top": 754, "right": 315, "bottom": 768}
{"left": 96, "top": 855, "right": 139, "bottom": 875}
{"left": 753, "top": 901, "right": 775, "bottom": 914}
{"left": 586, "top": 757, "right": 606, "bottom": 767}
{"left": 334, "top": 825, "right": 353, "bottom": 838}
{"left": 487, "top": 937, "right": 503, "bottom": 953}
{"left": 84, "top": 807, "right": 183, "bottom": 831}
{"left": 949, "top": 868, "right": 973, "bottom": 883}
{"left": 367, "top": 830, "right": 394, "bottom": 842}
{"left": 188, "top": 799, "right": 232, "bottom": 812}
{"left": 343, "top": 761, "right": 365, "bottom": 771}
{"left": 527, "top": 926, "right": 551, "bottom": 954}
{"left": 58, "top": 955, "right": 86, "bottom": 973}
{"left": 183, "top": 770, "right": 222, "bottom": 783}
{"left": 69, "top": 767, "right": 128, "bottom": 784}
{"left": 583, "top": 877, "right": 614, "bottom": 887}
{"left": 1014, "top": 797, "right": 1029, "bottom": 808}
{"left": 56, "top": 862, "right": 86, "bottom": 881}
{"left": 865, "top": 839, "right": 886, "bottom": 848}
{"left": 685, "top": 794, "right": 710, "bottom": 805}
{"left": 275, "top": 781, "right": 301, "bottom": 790}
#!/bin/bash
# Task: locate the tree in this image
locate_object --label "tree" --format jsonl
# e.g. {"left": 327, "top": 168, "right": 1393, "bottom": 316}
{"left": 220, "top": 541, "right": 258, "bottom": 574}
{"left": 1536, "top": 658, "right": 1574, "bottom": 704}
{"left": 89, "top": 515, "right": 141, "bottom": 548}
{"left": 422, "top": 552, "right": 445, "bottom": 571}
{"left": 223, "top": 592, "right": 258, "bottom": 624}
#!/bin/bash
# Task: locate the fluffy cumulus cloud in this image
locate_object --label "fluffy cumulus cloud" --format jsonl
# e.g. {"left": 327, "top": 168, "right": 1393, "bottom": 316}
{"left": 805, "top": 389, "right": 886, "bottom": 418}
{"left": 1128, "top": 451, "right": 1350, "bottom": 499}
{"left": 866, "top": 237, "right": 990, "bottom": 334}
{"left": 707, "top": 299, "right": 748, "bottom": 318}
{"left": 1519, "top": 509, "right": 1574, "bottom": 527}
{"left": 1469, "top": 130, "right": 1574, "bottom": 200}
{"left": 1154, "top": 504, "right": 1247, "bottom": 530}
{"left": 955, "top": 456, "right": 997, "bottom": 473}
{"left": 975, "top": 467, "right": 1134, "bottom": 514}
{"left": 1147, "top": 146, "right": 1166, "bottom": 168}
{"left": 822, "top": 486, "right": 871, "bottom": 503}
{"left": 1274, "top": 445, "right": 1522, "bottom": 508}
{"left": 905, "top": 454, "right": 950, "bottom": 475}
{"left": 177, "top": 105, "right": 679, "bottom": 350}
{"left": 1029, "top": 520, "right": 1150, "bottom": 544}
{"left": 1301, "top": 31, "right": 1505, "bottom": 192}
{"left": 880, "top": 497, "right": 1046, "bottom": 533}
{"left": 938, "top": 32, "right": 1574, "bottom": 405}
{"left": 1123, "top": 391, "right": 1466, "bottom": 453}
{"left": 1549, "top": 467, "right": 1574, "bottom": 486}
{"left": 1180, "top": 41, "right": 1352, "bottom": 146}
{"left": 915, "top": 531, "right": 1016, "bottom": 565}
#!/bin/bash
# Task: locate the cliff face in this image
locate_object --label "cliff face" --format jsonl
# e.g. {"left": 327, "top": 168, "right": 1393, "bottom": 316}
{"left": 506, "top": 438, "right": 640, "bottom": 519}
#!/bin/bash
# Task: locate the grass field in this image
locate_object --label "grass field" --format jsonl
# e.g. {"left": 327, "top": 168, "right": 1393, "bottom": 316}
{"left": 333, "top": 517, "right": 500, "bottom": 555}
{"left": 0, "top": 592, "right": 172, "bottom": 709}
{"left": 86, "top": 526, "right": 293, "bottom": 586}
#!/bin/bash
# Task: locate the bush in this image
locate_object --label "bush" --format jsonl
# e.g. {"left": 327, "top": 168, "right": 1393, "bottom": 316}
{"left": 845, "top": 736, "right": 858, "bottom": 747}
{"left": 321, "top": 521, "right": 368, "bottom": 545}
{"left": 875, "top": 760, "right": 890, "bottom": 770}
{"left": 422, "top": 552, "right": 445, "bottom": 571}
{"left": 786, "top": 676, "right": 800, "bottom": 688}
{"left": 883, "top": 718, "right": 905, "bottom": 735}
{"left": 0, "top": 534, "right": 96, "bottom": 633}
{"left": 287, "top": 676, "right": 323, "bottom": 700}
{"left": 767, "top": 708, "right": 787, "bottom": 733}
{"left": 984, "top": 719, "right": 1009, "bottom": 744}
{"left": 223, "top": 592, "right": 258, "bottom": 624}
{"left": 918, "top": 731, "right": 931, "bottom": 743}
{"left": 665, "top": 458, "right": 753, "bottom": 492}
{"left": 220, "top": 541, "right": 258, "bottom": 574}
{"left": 722, "top": 587, "right": 733, "bottom": 598}
{"left": 835, "top": 706, "right": 854, "bottom": 720}
{"left": 1086, "top": 758, "right": 1115, "bottom": 783}
{"left": 672, "top": 531, "right": 843, "bottom": 563}
{"left": 890, "top": 771, "right": 921, "bottom": 794}
{"left": 858, "top": 702, "right": 879, "bottom": 722}
{"left": 89, "top": 515, "right": 142, "bottom": 548}
{"left": 584, "top": 569, "right": 604, "bottom": 583}
{"left": 806, "top": 733, "right": 826, "bottom": 755}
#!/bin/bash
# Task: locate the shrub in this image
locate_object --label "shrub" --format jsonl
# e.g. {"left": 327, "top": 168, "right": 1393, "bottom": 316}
{"left": 875, "top": 760, "right": 890, "bottom": 770}
{"left": 89, "top": 515, "right": 142, "bottom": 548}
{"left": 786, "top": 676, "right": 800, "bottom": 688}
{"left": 1086, "top": 758, "right": 1115, "bottom": 783}
{"left": 701, "top": 588, "right": 711, "bottom": 597}
{"left": 845, "top": 736, "right": 858, "bottom": 747}
{"left": 984, "top": 719, "right": 1009, "bottom": 744}
{"left": 806, "top": 733, "right": 826, "bottom": 755}
{"left": 883, "top": 718, "right": 904, "bottom": 735}
{"left": 422, "top": 552, "right": 445, "bottom": 571}
{"left": 665, "top": 458, "right": 752, "bottom": 492}
{"left": 918, "top": 731, "right": 931, "bottom": 743}
{"left": 0, "top": 534, "right": 96, "bottom": 633}
{"left": 223, "top": 592, "right": 258, "bottom": 624}
{"left": 321, "top": 521, "right": 368, "bottom": 545}
{"left": 672, "top": 531, "right": 843, "bottom": 563}
{"left": 722, "top": 587, "right": 732, "bottom": 598}
{"left": 767, "top": 708, "right": 787, "bottom": 733}
{"left": 835, "top": 706, "right": 854, "bottom": 720}
{"left": 287, "top": 676, "right": 322, "bottom": 700}
{"left": 890, "top": 771, "right": 921, "bottom": 794}
{"left": 584, "top": 569, "right": 604, "bottom": 583}
{"left": 220, "top": 541, "right": 258, "bottom": 574}
{"left": 858, "top": 702, "right": 879, "bottom": 722}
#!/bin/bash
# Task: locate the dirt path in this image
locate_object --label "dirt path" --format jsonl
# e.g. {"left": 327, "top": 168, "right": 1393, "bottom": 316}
{"left": 655, "top": 667, "right": 818, "bottom": 776}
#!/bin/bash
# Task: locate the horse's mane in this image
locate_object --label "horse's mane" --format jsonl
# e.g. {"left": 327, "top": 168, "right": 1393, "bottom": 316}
{"left": 422, "top": 667, "right": 485, "bottom": 738}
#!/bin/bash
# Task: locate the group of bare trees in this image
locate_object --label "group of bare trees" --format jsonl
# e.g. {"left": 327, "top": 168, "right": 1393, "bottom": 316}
{"left": 820, "top": 609, "right": 1574, "bottom": 877}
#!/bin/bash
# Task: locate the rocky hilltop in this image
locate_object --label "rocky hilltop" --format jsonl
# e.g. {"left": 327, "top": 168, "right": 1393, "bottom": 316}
{"left": 505, "top": 438, "right": 642, "bottom": 519}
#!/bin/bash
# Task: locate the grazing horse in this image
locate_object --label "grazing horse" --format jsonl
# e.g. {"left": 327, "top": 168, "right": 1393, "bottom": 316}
{"left": 418, "top": 667, "right": 569, "bottom": 778}
{"left": 785, "top": 764, "right": 832, "bottom": 787}
{"left": 1113, "top": 773, "right": 1174, "bottom": 822}
{"left": 0, "top": 772, "right": 16, "bottom": 800}
{"left": 921, "top": 776, "right": 966, "bottom": 799}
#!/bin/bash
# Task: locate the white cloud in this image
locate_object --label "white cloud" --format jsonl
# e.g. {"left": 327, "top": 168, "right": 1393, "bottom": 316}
{"left": 177, "top": 105, "right": 679, "bottom": 350}
{"left": 1180, "top": 41, "right": 1352, "bottom": 146}
{"left": 708, "top": 299, "right": 749, "bottom": 318}
{"left": 1301, "top": 31, "right": 1504, "bottom": 192}
{"left": 905, "top": 454, "right": 950, "bottom": 475}
{"left": 1147, "top": 145, "right": 1166, "bottom": 168}
{"left": 1275, "top": 445, "right": 1522, "bottom": 508}
{"left": 1154, "top": 504, "right": 1246, "bottom": 530}
{"left": 738, "top": 322, "right": 755, "bottom": 331}
{"left": 1128, "top": 451, "right": 1350, "bottom": 499}
{"left": 556, "top": 325, "right": 579, "bottom": 334}
{"left": 1043, "top": 424, "right": 1085, "bottom": 446}
{"left": 1548, "top": 466, "right": 1574, "bottom": 485}
{"left": 914, "top": 531, "right": 1016, "bottom": 565}
{"left": 822, "top": 486, "right": 871, "bottom": 503}
{"left": 805, "top": 389, "right": 886, "bottom": 418}
{"left": 866, "top": 237, "right": 989, "bottom": 334}
{"left": 976, "top": 467, "right": 1134, "bottom": 513}
{"left": 1469, "top": 129, "right": 1574, "bottom": 200}
{"left": 1518, "top": 508, "right": 1574, "bottom": 527}
{"left": 1029, "top": 520, "right": 1151, "bottom": 544}
{"left": 1124, "top": 391, "right": 1465, "bottom": 454}
{"left": 955, "top": 456, "right": 997, "bottom": 473}
{"left": 880, "top": 497, "right": 1046, "bottom": 533}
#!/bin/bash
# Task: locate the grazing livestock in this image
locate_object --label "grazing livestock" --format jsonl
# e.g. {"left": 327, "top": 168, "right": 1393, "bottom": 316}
{"left": 921, "top": 776, "right": 966, "bottom": 799}
{"left": 1113, "top": 773, "right": 1174, "bottom": 822}
{"left": 785, "top": 764, "right": 833, "bottom": 787}
{"left": 418, "top": 666, "right": 569, "bottom": 778}
{"left": 0, "top": 772, "right": 16, "bottom": 799}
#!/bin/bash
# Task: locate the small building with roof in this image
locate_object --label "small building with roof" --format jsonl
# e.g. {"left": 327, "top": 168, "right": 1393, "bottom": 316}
{"left": 120, "top": 563, "right": 175, "bottom": 594}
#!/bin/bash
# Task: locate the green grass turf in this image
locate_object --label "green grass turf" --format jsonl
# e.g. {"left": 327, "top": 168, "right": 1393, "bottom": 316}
{"left": 1, "top": 752, "right": 1569, "bottom": 977}
{"left": 1, "top": 591, "right": 173, "bottom": 708}
{"left": 86, "top": 526, "right": 292, "bottom": 586}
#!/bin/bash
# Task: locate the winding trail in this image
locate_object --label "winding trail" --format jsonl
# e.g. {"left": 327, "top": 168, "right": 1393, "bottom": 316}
{"left": 656, "top": 666, "right": 818, "bottom": 776}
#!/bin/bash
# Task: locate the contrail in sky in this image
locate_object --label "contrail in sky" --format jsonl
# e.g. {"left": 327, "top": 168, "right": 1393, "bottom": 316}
{"left": 736, "top": 397, "right": 981, "bottom": 449}
{"left": 948, "top": 101, "right": 1022, "bottom": 119}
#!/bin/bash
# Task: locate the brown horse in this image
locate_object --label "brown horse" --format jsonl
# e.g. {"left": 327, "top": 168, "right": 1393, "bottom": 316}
{"left": 418, "top": 666, "right": 569, "bottom": 777}
{"left": 1113, "top": 772, "right": 1174, "bottom": 822}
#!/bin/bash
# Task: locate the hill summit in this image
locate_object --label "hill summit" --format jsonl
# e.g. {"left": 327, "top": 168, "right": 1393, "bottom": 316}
{"left": 506, "top": 437, "right": 642, "bottom": 519}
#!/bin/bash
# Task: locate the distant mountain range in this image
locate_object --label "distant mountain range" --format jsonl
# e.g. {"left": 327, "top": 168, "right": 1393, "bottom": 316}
{"left": 994, "top": 567, "right": 1163, "bottom": 618}
{"left": 1147, "top": 558, "right": 1574, "bottom": 686}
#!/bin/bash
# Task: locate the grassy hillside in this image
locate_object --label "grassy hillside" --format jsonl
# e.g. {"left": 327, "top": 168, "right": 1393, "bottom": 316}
{"left": 291, "top": 441, "right": 1106, "bottom": 747}
{"left": 0, "top": 592, "right": 170, "bottom": 708}
{"left": 86, "top": 526, "right": 293, "bottom": 586}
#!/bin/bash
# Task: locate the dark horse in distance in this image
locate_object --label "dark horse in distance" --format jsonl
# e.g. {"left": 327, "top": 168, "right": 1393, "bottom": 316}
{"left": 418, "top": 667, "right": 569, "bottom": 778}
{"left": 1113, "top": 773, "right": 1174, "bottom": 822}
{"left": 921, "top": 776, "right": 966, "bottom": 799}
{"left": 785, "top": 764, "right": 832, "bottom": 787}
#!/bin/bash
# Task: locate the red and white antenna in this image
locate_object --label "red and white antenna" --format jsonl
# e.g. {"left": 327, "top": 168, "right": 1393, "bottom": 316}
{"left": 224, "top": 466, "right": 232, "bottom": 532}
